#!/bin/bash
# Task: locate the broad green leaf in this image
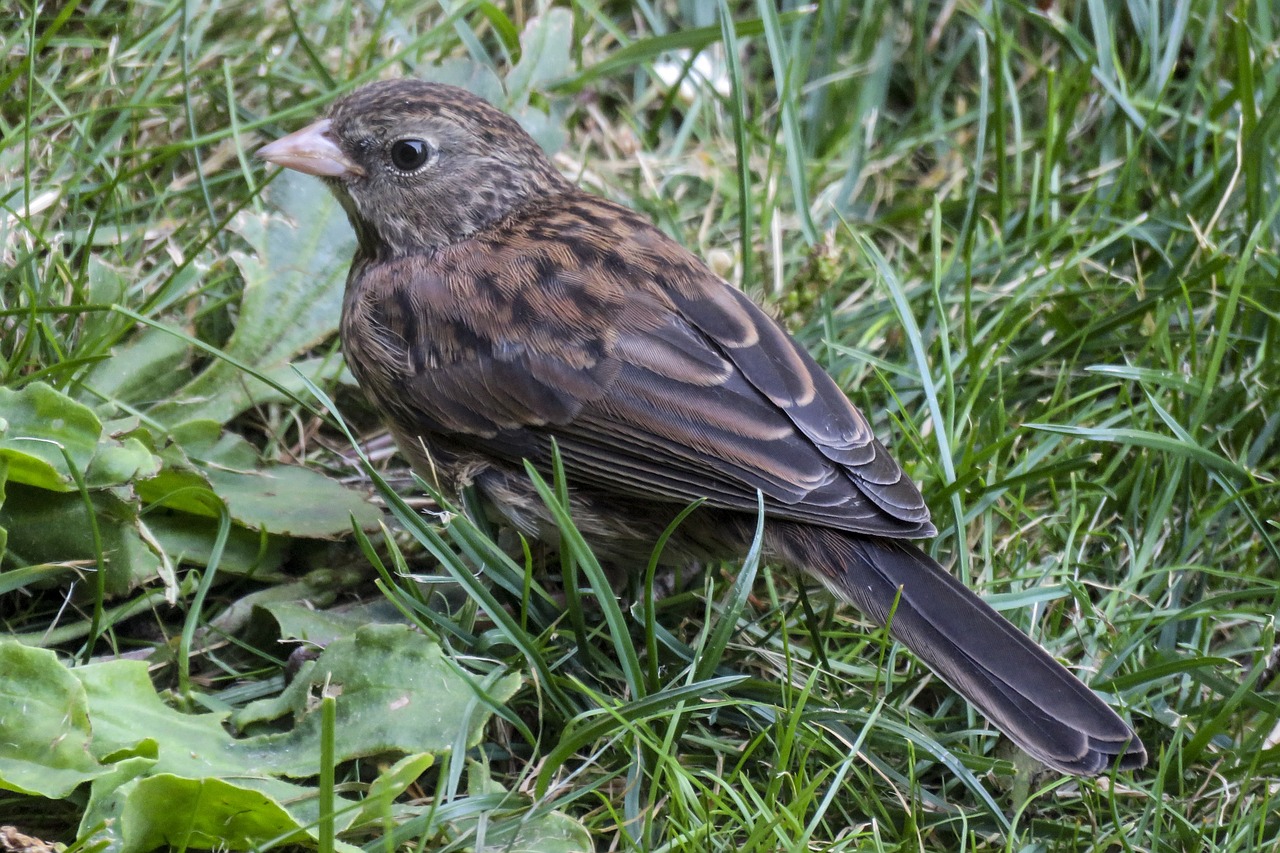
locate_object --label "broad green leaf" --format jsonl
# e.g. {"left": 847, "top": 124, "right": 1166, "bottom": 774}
{"left": 467, "top": 758, "right": 507, "bottom": 796}
{"left": 80, "top": 755, "right": 159, "bottom": 853}
{"left": 232, "top": 624, "right": 522, "bottom": 774}
{"left": 505, "top": 9, "right": 573, "bottom": 153}
{"left": 137, "top": 422, "right": 380, "bottom": 538}
{"left": 86, "top": 255, "right": 126, "bottom": 306}
{"left": 75, "top": 660, "right": 258, "bottom": 773}
{"left": 427, "top": 58, "right": 506, "bottom": 105}
{"left": 0, "top": 382, "right": 108, "bottom": 491}
{"left": 203, "top": 568, "right": 366, "bottom": 639}
{"left": 86, "top": 435, "right": 160, "bottom": 488}
{"left": 0, "top": 383, "right": 160, "bottom": 492}
{"left": 0, "top": 485, "right": 162, "bottom": 595}
{"left": 117, "top": 775, "right": 311, "bottom": 853}
{"left": 8, "top": 625, "right": 525, "bottom": 851}
{"left": 150, "top": 170, "right": 353, "bottom": 425}
{"left": 204, "top": 464, "right": 381, "bottom": 538}
{"left": 509, "top": 102, "right": 568, "bottom": 157}
{"left": 150, "top": 356, "right": 350, "bottom": 429}
{"left": 427, "top": 12, "right": 573, "bottom": 155}
{"left": 144, "top": 513, "right": 287, "bottom": 578}
{"left": 506, "top": 8, "right": 574, "bottom": 96}
{"left": 259, "top": 595, "right": 405, "bottom": 647}
{"left": 77, "top": 325, "right": 194, "bottom": 409}
{"left": 355, "top": 752, "right": 435, "bottom": 825}
{"left": 168, "top": 419, "right": 259, "bottom": 469}
{"left": 0, "top": 642, "right": 108, "bottom": 798}
{"left": 131, "top": 464, "right": 221, "bottom": 518}
{"left": 71, "top": 655, "right": 328, "bottom": 852}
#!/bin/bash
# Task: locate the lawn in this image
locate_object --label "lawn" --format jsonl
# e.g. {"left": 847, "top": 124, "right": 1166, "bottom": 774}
{"left": 2, "top": 1, "right": 1278, "bottom": 851}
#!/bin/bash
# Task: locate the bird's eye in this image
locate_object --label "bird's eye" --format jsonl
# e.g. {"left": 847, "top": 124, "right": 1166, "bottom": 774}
{"left": 389, "top": 138, "right": 433, "bottom": 172}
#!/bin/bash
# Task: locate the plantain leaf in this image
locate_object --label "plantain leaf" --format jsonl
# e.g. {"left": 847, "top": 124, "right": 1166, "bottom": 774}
{"left": 149, "top": 170, "right": 354, "bottom": 425}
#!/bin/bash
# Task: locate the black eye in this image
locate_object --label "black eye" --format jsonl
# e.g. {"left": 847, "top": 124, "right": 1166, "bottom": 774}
{"left": 389, "top": 138, "right": 433, "bottom": 172}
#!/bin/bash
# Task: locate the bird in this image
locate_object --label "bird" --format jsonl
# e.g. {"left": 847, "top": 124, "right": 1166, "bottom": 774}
{"left": 257, "top": 78, "right": 1145, "bottom": 775}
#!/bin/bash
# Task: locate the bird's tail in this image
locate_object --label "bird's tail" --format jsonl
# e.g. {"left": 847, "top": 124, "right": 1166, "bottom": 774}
{"left": 766, "top": 522, "right": 1145, "bottom": 775}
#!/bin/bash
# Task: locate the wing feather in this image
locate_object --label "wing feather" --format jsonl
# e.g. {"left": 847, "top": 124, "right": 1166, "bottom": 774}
{"left": 344, "top": 193, "right": 935, "bottom": 539}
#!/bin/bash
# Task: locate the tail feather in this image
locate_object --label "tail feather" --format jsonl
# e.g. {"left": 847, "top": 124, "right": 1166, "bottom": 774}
{"left": 768, "top": 523, "right": 1145, "bottom": 775}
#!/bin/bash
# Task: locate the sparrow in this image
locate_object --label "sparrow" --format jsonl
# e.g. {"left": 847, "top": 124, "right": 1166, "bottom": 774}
{"left": 257, "top": 78, "right": 1145, "bottom": 775}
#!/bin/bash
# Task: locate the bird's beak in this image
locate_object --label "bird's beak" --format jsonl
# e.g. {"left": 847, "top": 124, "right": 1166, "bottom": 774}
{"left": 256, "top": 119, "right": 365, "bottom": 178}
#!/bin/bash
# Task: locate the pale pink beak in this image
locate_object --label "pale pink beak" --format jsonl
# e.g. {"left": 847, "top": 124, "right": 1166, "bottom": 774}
{"left": 256, "top": 118, "right": 365, "bottom": 178}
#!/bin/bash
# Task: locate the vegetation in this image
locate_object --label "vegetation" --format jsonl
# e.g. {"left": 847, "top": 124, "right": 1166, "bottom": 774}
{"left": 2, "top": 1, "right": 1278, "bottom": 850}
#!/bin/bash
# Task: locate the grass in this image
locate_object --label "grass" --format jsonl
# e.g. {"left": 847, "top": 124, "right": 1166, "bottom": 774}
{"left": 3, "top": 0, "right": 1279, "bottom": 850}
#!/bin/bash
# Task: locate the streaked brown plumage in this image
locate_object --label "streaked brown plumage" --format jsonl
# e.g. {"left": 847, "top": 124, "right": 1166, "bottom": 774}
{"left": 258, "top": 78, "right": 1145, "bottom": 775}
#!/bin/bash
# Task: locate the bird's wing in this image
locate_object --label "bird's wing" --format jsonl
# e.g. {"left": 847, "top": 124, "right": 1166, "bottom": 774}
{"left": 553, "top": 286, "right": 933, "bottom": 536}
{"left": 345, "top": 195, "right": 933, "bottom": 539}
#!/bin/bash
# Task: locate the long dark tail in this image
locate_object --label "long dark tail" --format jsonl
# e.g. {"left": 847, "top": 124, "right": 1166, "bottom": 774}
{"left": 768, "top": 522, "right": 1145, "bottom": 775}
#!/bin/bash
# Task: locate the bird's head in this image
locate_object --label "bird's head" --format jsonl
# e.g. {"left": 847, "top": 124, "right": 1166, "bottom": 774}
{"left": 257, "top": 79, "right": 570, "bottom": 259}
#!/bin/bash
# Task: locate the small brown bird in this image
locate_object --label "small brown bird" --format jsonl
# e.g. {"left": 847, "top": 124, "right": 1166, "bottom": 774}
{"left": 258, "top": 79, "right": 1144, "bottom": 775}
